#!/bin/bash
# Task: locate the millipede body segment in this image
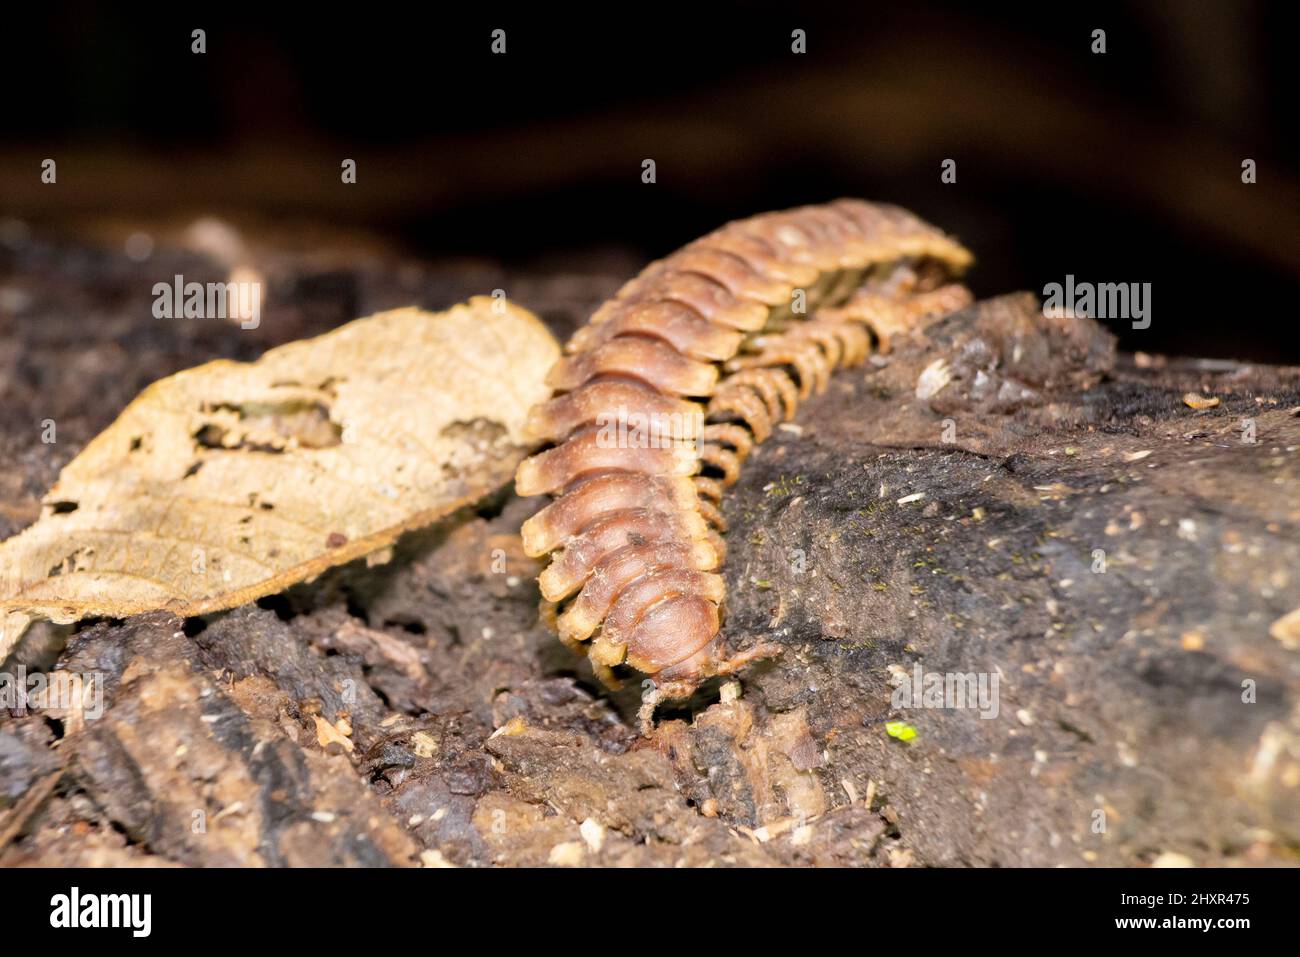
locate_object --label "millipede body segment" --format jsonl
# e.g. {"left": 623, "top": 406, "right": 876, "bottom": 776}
{"left": 516, "top": 200, "right": 974, "bottom": 721}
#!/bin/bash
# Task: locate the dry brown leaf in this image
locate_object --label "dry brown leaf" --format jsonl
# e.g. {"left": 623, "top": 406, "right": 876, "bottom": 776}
{"left": 0, "top": 297, "right": 558, "bottom": 659}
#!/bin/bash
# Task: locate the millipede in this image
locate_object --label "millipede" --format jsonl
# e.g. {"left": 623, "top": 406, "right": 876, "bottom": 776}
{"left": 515, "top": 200, "right": 975, "bottom": 727}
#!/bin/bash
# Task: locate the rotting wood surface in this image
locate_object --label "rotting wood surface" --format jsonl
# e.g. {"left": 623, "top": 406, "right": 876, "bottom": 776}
{"left": 2, "top": 226, "right": 1297, "bottom": 867}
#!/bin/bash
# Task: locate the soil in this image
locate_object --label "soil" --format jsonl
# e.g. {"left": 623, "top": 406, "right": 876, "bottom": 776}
{"left": 2, "top": 221, "right": 1297, "bottom": 867}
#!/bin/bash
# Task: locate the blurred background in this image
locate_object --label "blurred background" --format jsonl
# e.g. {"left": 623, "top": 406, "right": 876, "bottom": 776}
{"left": 1, "top": 1, "right": 1296, "bottom": 360}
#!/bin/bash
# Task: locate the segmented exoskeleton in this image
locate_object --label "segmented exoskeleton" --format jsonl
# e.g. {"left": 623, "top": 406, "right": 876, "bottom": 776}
{"left": 516, "top": 200, "right": 973, "bottom": 724}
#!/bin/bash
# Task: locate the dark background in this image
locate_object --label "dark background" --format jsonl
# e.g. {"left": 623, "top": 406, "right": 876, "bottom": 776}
{"left": 2, "top": 1, "right": 1296, "bottom": 360}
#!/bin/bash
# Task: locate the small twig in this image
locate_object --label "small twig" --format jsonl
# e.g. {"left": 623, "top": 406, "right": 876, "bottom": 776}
{"left": 0, "top": 770, "right": 62, "bottom": 856}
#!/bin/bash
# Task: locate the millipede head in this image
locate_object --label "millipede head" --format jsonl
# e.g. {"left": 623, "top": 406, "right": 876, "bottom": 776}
{"left": 636, "top": 635, "right": 785, "bottom": 732}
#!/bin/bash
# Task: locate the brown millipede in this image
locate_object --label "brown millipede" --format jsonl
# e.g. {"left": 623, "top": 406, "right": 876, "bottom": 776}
{"left": 516, "top": 200, "right": 974, "bottom": 726}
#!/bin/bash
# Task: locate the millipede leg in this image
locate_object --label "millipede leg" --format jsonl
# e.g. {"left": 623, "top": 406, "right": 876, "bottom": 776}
{"left": 696, "top": 496, "right": 727, "bottom": 532}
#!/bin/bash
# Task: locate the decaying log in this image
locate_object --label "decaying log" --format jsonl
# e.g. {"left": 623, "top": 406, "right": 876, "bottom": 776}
{"left": 2, "top": 228, "right": 1297, "bottom": 867}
